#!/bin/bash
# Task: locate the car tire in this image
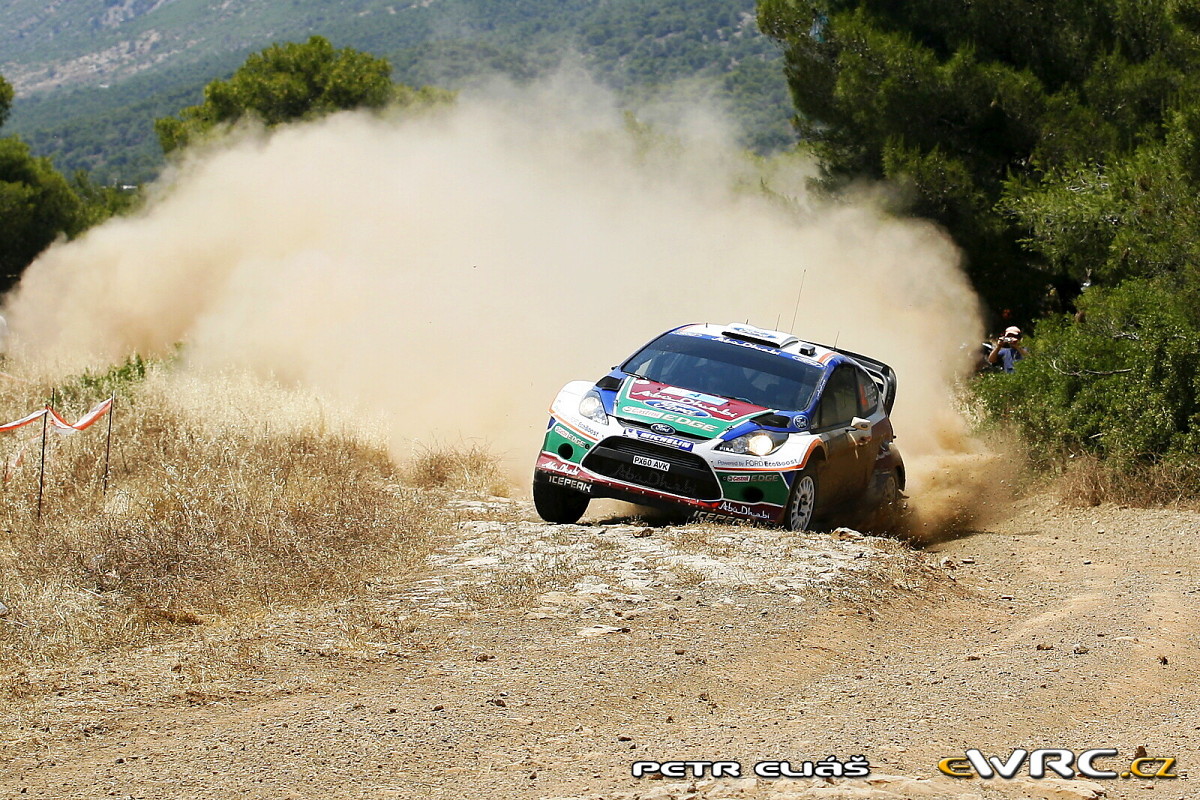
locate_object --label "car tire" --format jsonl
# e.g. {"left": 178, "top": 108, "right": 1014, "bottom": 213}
{"left": 873, "top": 471, "right": 904, "bottom": 532}
{"left": 533, "top": 479, "right": 590, "bottom": 524}
{"left": 783, "top": 466, "right": 819, "bottom": 532}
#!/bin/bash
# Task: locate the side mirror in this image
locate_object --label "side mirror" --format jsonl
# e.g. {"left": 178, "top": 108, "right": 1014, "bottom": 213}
{"left": 850, "top": 417, "right": 871, "bottom": 431}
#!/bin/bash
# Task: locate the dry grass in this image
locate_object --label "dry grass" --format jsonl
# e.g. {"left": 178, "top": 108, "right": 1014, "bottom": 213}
{"left": 403, "top": 440, "right": 511, "bottom": 496}
{"left": 0, "top": 361, "right": 450, "bottom": 671}
{"left": 1056, "top": 452, "right": 1200, "bottom": 509}
{"left": 455, "top": 552, "right": 590, "bottom": 608}
{"left": 661, "top": 524, "right": 744, "bottom": 559}
{"left": 667, "top": 563, "right": 711, "bottom": 587}
{"left": 783, "top": 536, "right": 951, "bottom": 609}
{"left": 332, "top": 604, "right": 453, "bottom": 657}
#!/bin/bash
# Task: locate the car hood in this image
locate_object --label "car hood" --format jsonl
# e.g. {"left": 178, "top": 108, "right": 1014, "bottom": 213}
{"left": 613, "top": 378, "right": 770, "bottom": 440}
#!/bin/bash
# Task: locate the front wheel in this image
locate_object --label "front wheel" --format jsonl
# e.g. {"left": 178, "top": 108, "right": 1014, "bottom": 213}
{"left": 783, "top": 467, "right": 819, "bottom": 531}
{"left": 870, "top": 471, "right": 904, "bottom": 532}
{"left": 533, "top": 479, "right": 590, "bottom": 524}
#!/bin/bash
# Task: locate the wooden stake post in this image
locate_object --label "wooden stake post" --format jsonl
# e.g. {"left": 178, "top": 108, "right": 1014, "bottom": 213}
{"left": 102, "top": 394, "right": 115, "bottom": 495}
{"left": 37, "top": 404, "right": 48, "bottom": 521}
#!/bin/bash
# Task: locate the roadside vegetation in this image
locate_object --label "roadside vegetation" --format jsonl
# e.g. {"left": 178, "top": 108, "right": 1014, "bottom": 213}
{"left": 154, "top": 36, "right": 452, "bottom": 155}
{"left": 761, "top": 0, "right": 1200, "bottom": 499}
{"left": 0, "top": 359, "right": 465, "bottom": 672}
{"left": 0, "top": 80, "right": 130, "bottom": 295}
{"left": 0, "top": 33, "right": 491, "bottom": 677}
{"left": 404, "top": 441, "right": 511, "bottom": 497}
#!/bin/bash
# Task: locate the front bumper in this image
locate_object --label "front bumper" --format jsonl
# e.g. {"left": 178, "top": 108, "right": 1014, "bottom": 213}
{"left": 534, "top": 414, "right": 796, "bottom": 524}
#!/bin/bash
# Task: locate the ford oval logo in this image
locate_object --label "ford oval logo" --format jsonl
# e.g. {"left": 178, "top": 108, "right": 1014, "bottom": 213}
{"left": 650, "top": 423, "right": 676, "bottom": 435}
{"left": 646, "top": 399, "right": 711, "bottom": 417}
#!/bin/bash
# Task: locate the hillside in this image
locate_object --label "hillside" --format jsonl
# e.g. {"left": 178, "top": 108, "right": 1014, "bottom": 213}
{"left": 2, "top": 0, "right": 794, "bottom": 184}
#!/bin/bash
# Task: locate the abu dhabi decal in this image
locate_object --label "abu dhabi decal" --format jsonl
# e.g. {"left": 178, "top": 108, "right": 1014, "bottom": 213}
{"left": 538, "top": 455, "right": 583, "bottom": 477}
{"left": 717, "top": 501, "right": 775, "bottom": 521}
{"left": 694, "top": 500, "right": 781, "bottom": 523}
{"left": 622, "top": 379, "right": 768, "bottom": 423}
{"left": 627, "top": 386, "right": 751, "bottom": 421}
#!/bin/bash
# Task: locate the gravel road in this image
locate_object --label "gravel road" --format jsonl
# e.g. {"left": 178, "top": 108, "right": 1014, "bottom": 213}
{"left": 2, "top": 493, "right": 1196, "bottom": 800}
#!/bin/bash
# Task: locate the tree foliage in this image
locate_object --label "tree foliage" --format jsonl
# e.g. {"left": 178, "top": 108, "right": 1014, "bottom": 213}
{"left": 155, "top": 36, "right": 401, "bottom": 153}
{"left": 758, "top": 0, "right": 1200, "bottom": 319}
{"left": 976, "top": 280, "right": 1200, "bottom": 466}
{"left": 0, "top": 71, "right": 134, "bottom": 292}
{"left": 761, "top": 1, "right": 1200, "bottom": 470}
{"left": 0, "top": 136, "right": 84, "bottom": 291}
{"left": 0, "top": 74, "right": 12, "bottom": 129}
{"left": 1001, "top": 106, "right": 1200, "bottom": 300}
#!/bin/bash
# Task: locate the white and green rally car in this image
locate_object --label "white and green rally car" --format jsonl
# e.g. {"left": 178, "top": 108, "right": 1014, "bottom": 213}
{"left": 532, "top": 322, "right": 904, "bottom": 530}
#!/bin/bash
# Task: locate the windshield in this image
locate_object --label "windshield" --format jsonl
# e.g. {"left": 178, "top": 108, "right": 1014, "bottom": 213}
{"left": 621, "top": 332, "right": 823, "bottom": 412}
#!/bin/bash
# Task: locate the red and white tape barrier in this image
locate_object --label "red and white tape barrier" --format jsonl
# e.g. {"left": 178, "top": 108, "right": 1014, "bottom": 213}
{"left": 0, "top": 397, "right": 113, "bottom": 435}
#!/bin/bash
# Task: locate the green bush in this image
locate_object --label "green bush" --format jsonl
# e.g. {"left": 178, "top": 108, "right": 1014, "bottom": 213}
{"left": 975, "top": 279, "right": 1200, "bottom": 468}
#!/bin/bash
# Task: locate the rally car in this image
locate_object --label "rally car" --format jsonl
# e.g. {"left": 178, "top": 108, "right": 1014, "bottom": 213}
{"left": 532, "top": 322, "right": 904, "bottom": 531}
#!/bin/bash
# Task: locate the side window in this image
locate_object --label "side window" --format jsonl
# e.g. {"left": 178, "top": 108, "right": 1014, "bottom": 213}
{"left": 857, "top": 369, "right": 880, "bottom": 416}
{"left": 815, "top": 367, "right": 858, "bottom": 429}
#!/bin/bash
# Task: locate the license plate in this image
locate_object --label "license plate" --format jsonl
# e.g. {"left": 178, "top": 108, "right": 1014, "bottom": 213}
{"left": 633, "top": 455, "right": 671, "bottom": 472}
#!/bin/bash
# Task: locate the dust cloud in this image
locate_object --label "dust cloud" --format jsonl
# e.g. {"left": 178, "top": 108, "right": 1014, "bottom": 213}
{"left": 3, "top": 76, "right": 991, "bottom": 527}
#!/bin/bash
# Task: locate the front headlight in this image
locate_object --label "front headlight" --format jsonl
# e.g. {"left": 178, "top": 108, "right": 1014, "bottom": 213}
{"left": 578, "top": 392, "right": 608, "bottom": 425}
{"left": 717, "top": 430, "right": 788, "bottom": 456}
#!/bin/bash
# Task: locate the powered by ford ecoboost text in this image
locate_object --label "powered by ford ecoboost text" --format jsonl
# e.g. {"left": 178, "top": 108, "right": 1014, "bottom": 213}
{"left": 532, "top": 323, "right": 905, "bottom": 530}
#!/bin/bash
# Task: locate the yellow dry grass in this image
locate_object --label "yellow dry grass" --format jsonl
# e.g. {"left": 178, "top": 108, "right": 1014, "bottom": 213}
{"left": 1056, "top": 451, "right": 1200, "bottom": 509}
{"left": 0, "top": 359, "right": 453, "bottom": 672}
{"left": 403, "top": 440, "right": 511, "bottom": 496}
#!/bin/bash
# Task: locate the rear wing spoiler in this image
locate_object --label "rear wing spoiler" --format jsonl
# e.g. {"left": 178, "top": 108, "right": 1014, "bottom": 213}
{"left": 814, "top": 343, "right": 898, "bottom": 414}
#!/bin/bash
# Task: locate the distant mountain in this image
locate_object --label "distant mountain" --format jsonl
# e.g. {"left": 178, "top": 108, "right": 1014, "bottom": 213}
{"left": 3, "top": 0, "right": 795, "bottom": 184}
{"left": 2, "top": 0, "right": 428, "bottom": 96}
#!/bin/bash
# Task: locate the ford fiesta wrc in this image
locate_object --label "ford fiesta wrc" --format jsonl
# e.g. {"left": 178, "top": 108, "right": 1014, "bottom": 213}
{"left": 532, "top": 323, "right": 905, "bottom": 531}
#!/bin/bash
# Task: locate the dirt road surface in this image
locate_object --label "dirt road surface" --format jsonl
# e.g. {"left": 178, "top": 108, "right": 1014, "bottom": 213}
{"left": 2, "top": 493, "right": 1197, "bottom": 799}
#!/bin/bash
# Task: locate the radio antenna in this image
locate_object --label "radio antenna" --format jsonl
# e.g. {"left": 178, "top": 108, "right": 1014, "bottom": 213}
{"left": 789, "top": 269, "right": 807, "bottom": 332}
{"left": 834, "top": 330, "right": 841, "bottom": 348}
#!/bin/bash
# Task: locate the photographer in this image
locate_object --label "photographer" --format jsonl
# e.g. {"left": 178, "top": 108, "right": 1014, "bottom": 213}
{"left": 988, "top": 326, "right": 1028, "bottom": 373}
